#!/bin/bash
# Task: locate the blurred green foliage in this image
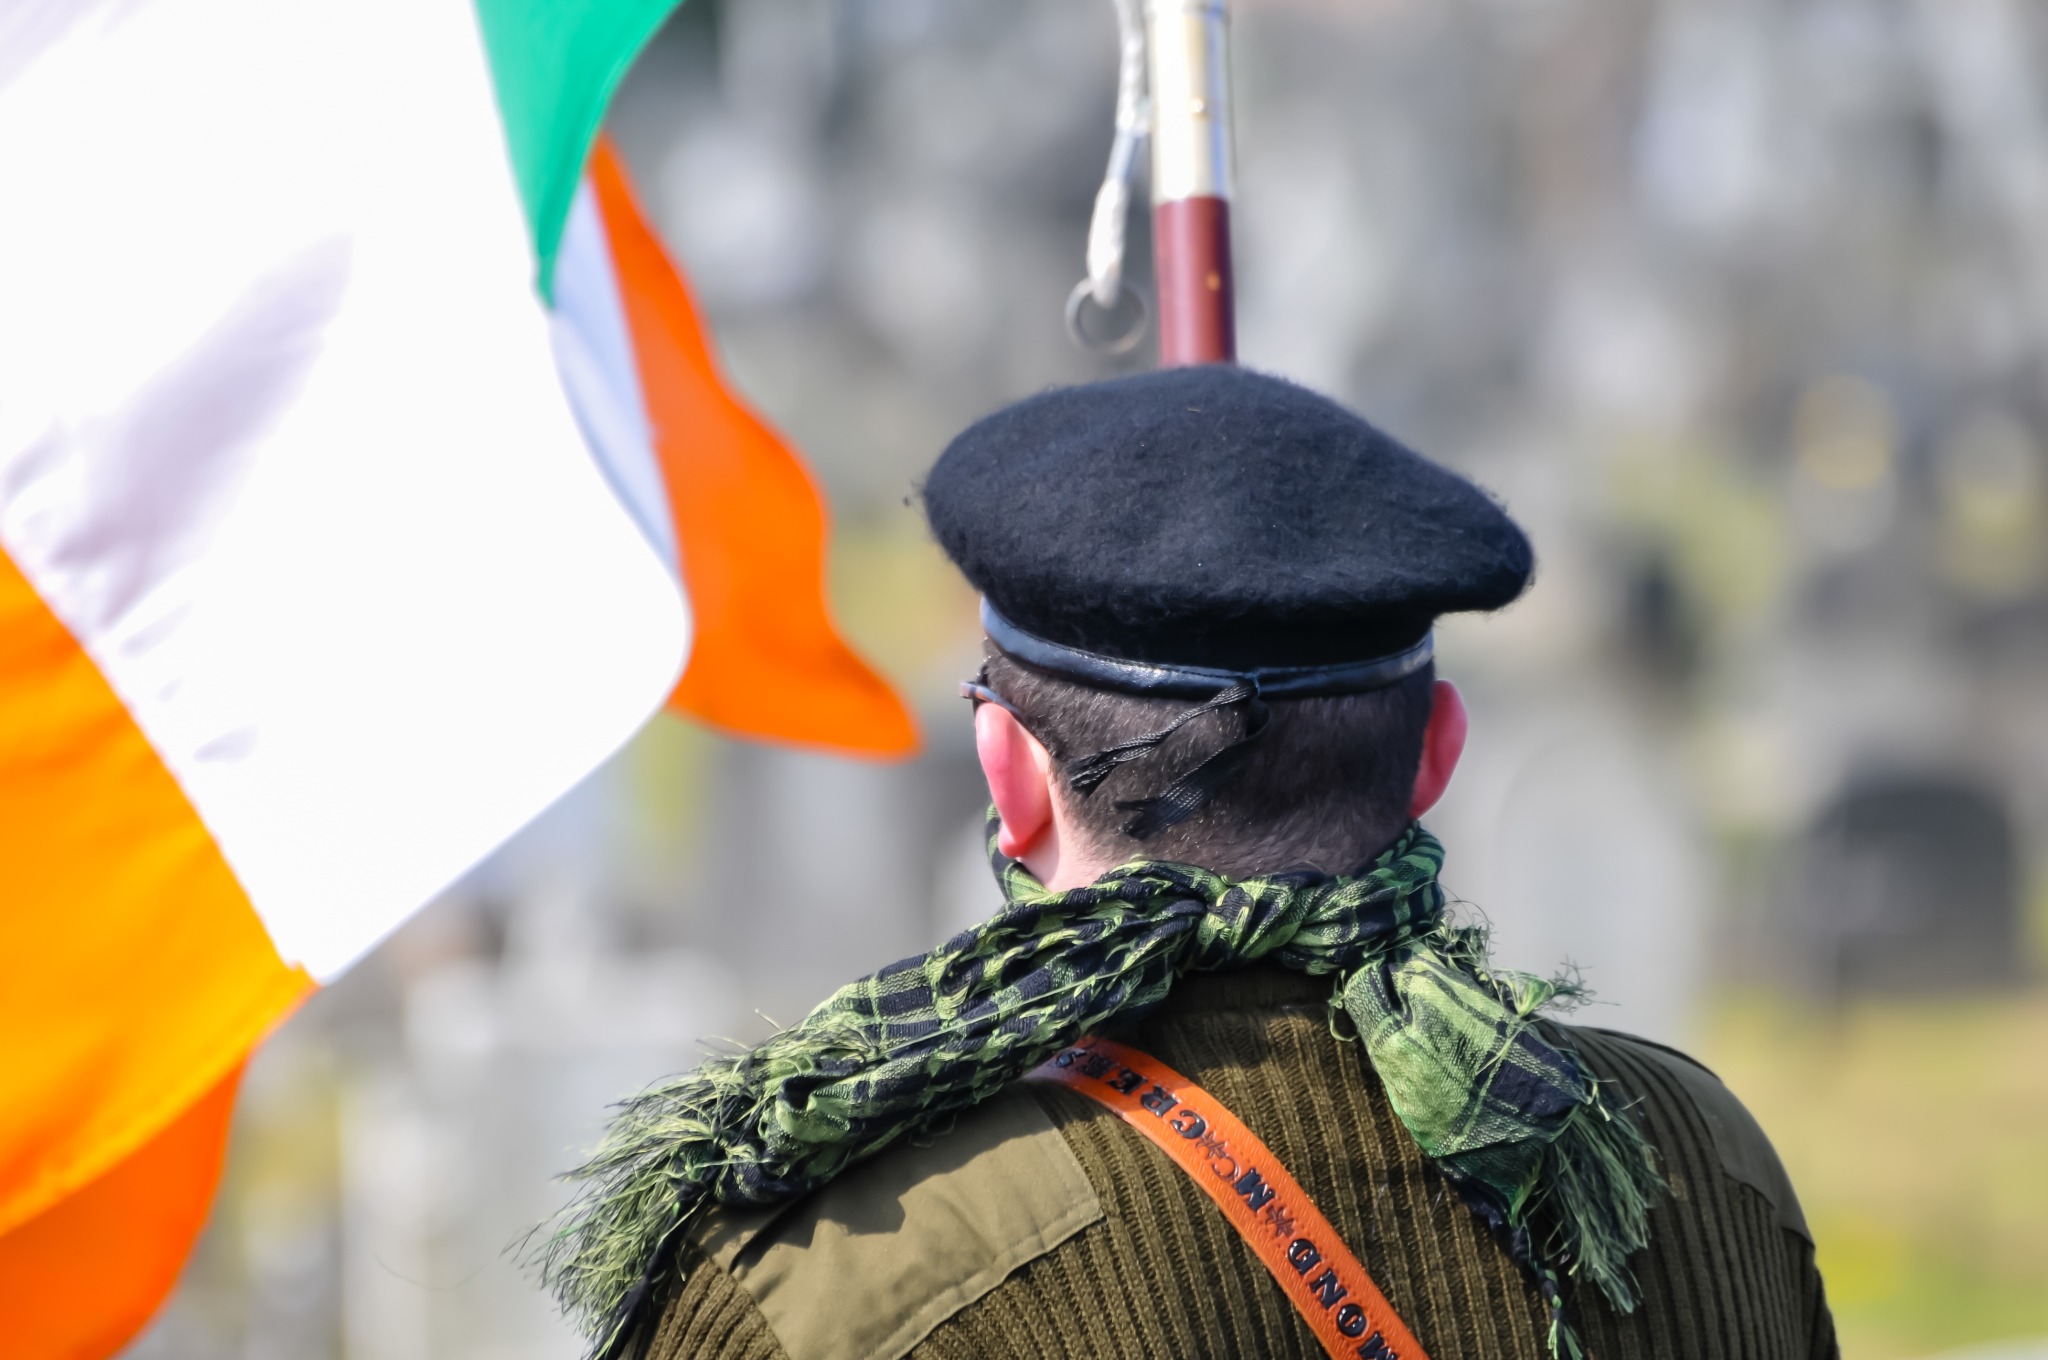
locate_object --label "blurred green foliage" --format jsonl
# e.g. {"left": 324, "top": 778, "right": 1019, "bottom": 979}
{"left": 1705, "top": 989, "right": 2048, "bottom": 1357}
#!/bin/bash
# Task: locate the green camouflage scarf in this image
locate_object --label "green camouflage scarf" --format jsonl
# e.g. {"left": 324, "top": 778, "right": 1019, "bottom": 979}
{"left": 537, "top": 817, "right": 1661, "bottom": 1359}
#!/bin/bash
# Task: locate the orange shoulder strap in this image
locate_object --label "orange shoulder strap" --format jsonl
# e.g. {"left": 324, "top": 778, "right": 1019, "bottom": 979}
{"left": 1025, "top": 1036, "right": 1430, "bottom": 1360}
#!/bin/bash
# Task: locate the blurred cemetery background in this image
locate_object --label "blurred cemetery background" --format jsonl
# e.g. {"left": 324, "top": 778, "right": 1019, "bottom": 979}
{"left": 128, "top": 0, "right": 2048, "bottom": 1355}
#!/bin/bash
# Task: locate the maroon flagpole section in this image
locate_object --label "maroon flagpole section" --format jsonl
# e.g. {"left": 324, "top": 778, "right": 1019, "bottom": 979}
{"left": 1148, "top": 0, "right": 1236, "bottom": 368}
{"left": 1154, "top": 196, "right": 1234, "bottom": 365}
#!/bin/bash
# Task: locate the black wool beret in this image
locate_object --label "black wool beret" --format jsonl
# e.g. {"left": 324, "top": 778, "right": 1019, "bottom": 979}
{"left": 922, "top": 366, "right": 1533, "bottom": 675}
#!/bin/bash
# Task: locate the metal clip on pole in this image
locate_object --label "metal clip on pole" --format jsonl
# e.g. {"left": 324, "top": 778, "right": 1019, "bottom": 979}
{"left": 1067, "top": 0, "right": 1152, "bottom": 355}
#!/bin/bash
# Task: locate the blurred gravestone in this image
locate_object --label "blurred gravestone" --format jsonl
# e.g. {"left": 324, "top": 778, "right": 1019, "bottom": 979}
{"left": 1797, "top": 776, "right": 2023, "bottom": 996}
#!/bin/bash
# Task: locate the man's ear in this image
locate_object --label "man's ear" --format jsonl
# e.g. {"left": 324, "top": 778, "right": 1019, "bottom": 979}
{"left": 975, "top": 703, "right": 1057, "bottom": 860}
{"left": 1409, "top": 679, "right": 1469, "bottom": 819}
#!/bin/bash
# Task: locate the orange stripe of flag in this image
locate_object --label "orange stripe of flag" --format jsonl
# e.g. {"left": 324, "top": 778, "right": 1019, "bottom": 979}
{"left": 585, "top": 138, "right": 918, "bottom": 758}
{"left": 0, "top": 1061, "right": 245, "bottom": 1359}
{"left": 0, "top": 543, "right": 313, "bottom": 1351}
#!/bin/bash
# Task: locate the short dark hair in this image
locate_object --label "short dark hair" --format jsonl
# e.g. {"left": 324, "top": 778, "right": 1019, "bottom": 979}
{"left": 983, "top": 644, "right": 1435, "bottom": 878}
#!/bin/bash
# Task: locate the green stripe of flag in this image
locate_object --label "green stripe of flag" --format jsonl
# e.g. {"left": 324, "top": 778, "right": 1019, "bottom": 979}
{"left": 473, "top": 0, "right": 682, "bottom": 300}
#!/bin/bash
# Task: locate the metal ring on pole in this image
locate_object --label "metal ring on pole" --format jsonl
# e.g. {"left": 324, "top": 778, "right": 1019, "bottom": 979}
{"left": 1065, "top": 0, "right": 1149, "bottom": 356}
{"left": 1066, "top": 278, "right": 1150, "bottom": 355}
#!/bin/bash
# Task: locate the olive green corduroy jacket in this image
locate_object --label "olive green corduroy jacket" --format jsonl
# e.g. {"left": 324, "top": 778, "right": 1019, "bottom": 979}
{"left": 638, "top": 968, "right": 1837, "bottom": 1360}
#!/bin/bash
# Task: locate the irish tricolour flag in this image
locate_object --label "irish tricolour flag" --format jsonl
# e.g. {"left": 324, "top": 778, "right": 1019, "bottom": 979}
{"left": 0, "top": 2, "right": 914, "bottom": 1353}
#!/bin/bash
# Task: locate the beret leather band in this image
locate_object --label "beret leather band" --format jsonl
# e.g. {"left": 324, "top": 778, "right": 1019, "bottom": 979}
{"left": 981, "top": 598, "right": 1435, "bottom": 700}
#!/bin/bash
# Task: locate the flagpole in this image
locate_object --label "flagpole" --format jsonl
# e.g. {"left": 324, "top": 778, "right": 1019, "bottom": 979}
{"left": 1147, "top": 0, "right": 1235, "bottom": 366}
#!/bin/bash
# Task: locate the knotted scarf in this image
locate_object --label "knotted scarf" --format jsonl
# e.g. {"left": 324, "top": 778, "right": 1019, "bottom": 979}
{"left": 537, "top": 818, "right": 1662, "bottom": 1360}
